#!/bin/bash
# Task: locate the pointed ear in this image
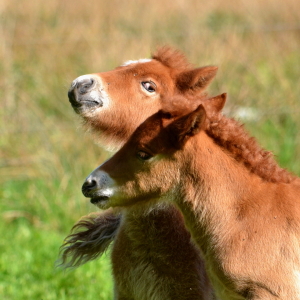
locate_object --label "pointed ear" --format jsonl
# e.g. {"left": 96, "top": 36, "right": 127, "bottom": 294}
{"left": 204, "top": 93, "right": 227, "bottom": 113}
{"left": 169, "top": 105, "right": 206, "bottom": 149}
{"left": 176, "top": 66, "right": 218, "bottom": 92}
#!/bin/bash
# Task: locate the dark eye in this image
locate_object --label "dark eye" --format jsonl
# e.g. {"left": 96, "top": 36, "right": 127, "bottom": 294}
{"left": 141, "top": 81, "right": 156, "bottom": 93}
{"left": 137, "top": 150, "right": 152, "bottom": 161}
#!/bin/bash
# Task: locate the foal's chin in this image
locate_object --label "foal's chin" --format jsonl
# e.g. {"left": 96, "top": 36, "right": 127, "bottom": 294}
{"left": 90, "top": 196, "right": 126, "bottom": 210}
{"left": 90, "top": 196, "right": 111, "bottom": 210}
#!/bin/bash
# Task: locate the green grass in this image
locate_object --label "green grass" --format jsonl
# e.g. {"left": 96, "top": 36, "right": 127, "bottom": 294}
{"left": 1, "top": 0, "right": 300, "bottom": 299}
{"left": 247, "top": 117, "right": 300, "bottom": 175}
{"left": 0, "top": 218, "right": 113, "bottom": 300}
{"left": 1, "top": 129, "right": 112, "bottom": 299}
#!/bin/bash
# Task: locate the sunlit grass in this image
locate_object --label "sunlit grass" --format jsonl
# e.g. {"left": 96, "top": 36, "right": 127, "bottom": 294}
{"left": 0, "top": 219, "right": 113, "bottom": 300}
{"left": 1, "top": 0, "right": 300, "bottom": 298}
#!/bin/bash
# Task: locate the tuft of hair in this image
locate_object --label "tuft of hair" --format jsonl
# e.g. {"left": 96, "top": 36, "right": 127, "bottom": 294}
{"left": 152, "top": 46, "right": 193, "bottom": 71}
{"left": 58, "top": 210, "right": 121, "bottom": 268}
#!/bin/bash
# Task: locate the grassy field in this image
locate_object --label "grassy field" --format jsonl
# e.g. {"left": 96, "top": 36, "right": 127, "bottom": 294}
{"left": 1, "top": 0, "right": 300, "bottom": 299}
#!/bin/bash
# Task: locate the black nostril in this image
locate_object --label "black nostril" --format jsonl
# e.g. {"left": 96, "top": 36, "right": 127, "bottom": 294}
{"left": 68, "top": 80, "right": 78, "bottom": 104}
{"left": 82, "top": 177, "right": 97, "bottom": 196}
{"left": 78, "top": 78, "right": 95, "bottom": 95}
{"left": 68, "top": 89, "right": 76, "bottom": 103}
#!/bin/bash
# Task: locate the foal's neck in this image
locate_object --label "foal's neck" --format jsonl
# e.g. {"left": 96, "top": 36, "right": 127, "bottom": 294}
{"left": 175, "top": 131, "right": 267, "bottom": 255}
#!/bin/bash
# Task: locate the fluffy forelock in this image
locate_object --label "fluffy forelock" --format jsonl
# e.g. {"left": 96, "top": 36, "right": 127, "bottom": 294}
{"left": 152, "top": 46, "right": 193, "bottom": 71}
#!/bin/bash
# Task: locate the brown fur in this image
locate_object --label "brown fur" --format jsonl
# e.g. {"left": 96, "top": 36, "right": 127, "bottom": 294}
{"left": 63, "top": 47, "right": 219, "bottom": 300}
{"left": 92, "top": 94, "right": 300, "bottom": 300}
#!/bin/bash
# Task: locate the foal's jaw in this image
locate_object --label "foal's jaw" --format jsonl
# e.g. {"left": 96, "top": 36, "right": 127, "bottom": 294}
{"left": 68, "top": 74, "right": 110, "bottom": 116}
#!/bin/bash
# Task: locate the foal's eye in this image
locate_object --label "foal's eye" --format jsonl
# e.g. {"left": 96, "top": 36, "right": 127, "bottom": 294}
{"left": 137, "top": 150, "right": 152, "bottom": 161}
{"left": 141, "top": 81, "right": 156, "bottom": 93}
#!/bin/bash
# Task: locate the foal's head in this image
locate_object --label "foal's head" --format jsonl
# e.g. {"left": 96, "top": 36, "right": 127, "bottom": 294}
{"left": 68, "top": 47, "right": 218, "bottom": 150}
{"left": 81, "top": 93, "right": 226, "bottom": 209}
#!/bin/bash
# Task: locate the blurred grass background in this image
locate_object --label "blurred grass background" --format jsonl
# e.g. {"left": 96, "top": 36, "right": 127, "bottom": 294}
{"left": 1, "top": 0, "right": 300, "bottom": 299}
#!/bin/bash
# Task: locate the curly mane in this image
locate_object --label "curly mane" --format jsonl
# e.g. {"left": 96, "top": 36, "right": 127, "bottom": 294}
{"left": 205, "top": 112, "right": 295, "bottom": 184}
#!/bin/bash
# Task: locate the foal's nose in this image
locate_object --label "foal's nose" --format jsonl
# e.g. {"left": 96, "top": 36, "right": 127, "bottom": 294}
{"left": 82, "top": 170, "right": 114, "bottom": 200}
{"left": 82, "top": 175, "right": 98, "bottom": 197}
{"left": 68, "top": 75, "right": 100, "bottom": 109}
{"left": 68, "top": 76, "right": 94, "bottom": 101}
{"left": 72, "top": 77, "right": 95, "bottom": 95}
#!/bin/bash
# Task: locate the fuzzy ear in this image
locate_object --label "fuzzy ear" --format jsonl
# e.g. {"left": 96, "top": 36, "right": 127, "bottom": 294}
{"left": 176, "top": 66, "right": 218, "bottom": 92}
{"left": 169, "top": 104, "right": 206, "bottom": 149}
{"left": 204, "top": 93, "right": 227, "bottom": 114}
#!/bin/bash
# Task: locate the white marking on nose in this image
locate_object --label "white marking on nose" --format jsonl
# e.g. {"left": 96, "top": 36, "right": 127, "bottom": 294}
{"left": 89, "top": 90, "right": 103, "bottom": 103}
{"left": 71, "top": 80, "right": 77, "bottom": 88}
{"left": 75, "top": 74, "right": 94, "bottom": 83}
{"left": 121, "top": 58, "right": 152, "bottom": 67}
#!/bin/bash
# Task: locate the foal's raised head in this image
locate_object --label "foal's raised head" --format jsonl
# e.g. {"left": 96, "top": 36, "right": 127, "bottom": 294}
{"left": 82, "top": 93, "right": 226, "bottom": 209}
{"left": 68, "top": 47, "right": 218, "bottom": 150}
